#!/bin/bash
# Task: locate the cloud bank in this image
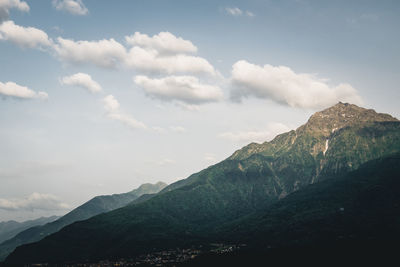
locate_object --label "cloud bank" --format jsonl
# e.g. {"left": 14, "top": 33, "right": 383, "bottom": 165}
{"left": 231, "top": 60, "right": 363, "bottom": 109}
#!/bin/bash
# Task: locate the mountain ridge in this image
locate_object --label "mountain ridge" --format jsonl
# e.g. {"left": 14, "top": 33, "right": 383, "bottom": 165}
{"left": 0, "top": 182, "right": 167, "bottom": 261}
{"left": 0, "top": 216, "right": 59, "bottom": 245}
{"left": 5, "top": 103, "right": 400, "bottom": 264}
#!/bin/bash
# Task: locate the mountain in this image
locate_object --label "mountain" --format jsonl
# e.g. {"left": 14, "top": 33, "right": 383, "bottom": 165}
{"left": 0, "top": 182, "right": 166, "bottom": 261}
{"left": 5, "top": 103, "right": 400, "bottom": 264}
{"left": 184, "top": 153, "right": 400, "bottom": 266}
{"left": 0, "top": 216, "right": 59, "bottom": 244}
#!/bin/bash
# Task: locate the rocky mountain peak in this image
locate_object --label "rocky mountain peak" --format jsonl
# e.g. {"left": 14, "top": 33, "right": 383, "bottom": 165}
{"left": 298, "top": 102, "right": 398, "bottom": 137}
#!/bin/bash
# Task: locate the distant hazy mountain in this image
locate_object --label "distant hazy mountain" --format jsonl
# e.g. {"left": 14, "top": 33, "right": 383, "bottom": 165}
{"left": 0, "top": 216, "right": 59, "bottom": 244}
{"left": 6, "top": 103, "right": 400, "bottom": 264}
{"left": 0, "top": 182, "right": 166, "bottom": 261}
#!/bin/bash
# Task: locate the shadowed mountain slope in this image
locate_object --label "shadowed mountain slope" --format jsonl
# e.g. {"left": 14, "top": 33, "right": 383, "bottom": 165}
{"left": 0, "top": 182, "right": 166, "bottom": 261}
{"left": 0, "top": 216, "right": 59, "bottom": 244}
{"left": 182, "top": 153, "right": 400, "bottom": 266}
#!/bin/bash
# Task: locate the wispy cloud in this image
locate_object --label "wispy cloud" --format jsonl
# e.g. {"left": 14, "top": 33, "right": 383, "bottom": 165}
{"left": 60, "top": 73, "right": 102, "bottom": 93}
{"left": 225, "top": 7, "right": 255, "bottom": 17}
{"left": 102, "top": 95, "right": 147, "bottom": 130}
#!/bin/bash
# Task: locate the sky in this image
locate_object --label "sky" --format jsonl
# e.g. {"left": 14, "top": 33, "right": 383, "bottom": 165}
{"left": 0, "top": 0, "right": 399, "bottom": 221}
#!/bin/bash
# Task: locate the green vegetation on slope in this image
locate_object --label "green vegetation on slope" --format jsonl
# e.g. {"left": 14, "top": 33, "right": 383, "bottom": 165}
{"left": 0, "top": 182, "right": 166, "bottom": 261}
{"left": 0, "top": 216, "right": 59, "bottom": 244}
{"left": 182, "top": 153, "right": 400, "bottom": 266}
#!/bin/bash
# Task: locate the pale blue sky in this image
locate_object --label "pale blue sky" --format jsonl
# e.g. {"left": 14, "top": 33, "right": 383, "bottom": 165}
{"left": 0, "top": 0, "right": 399, "bottom": 221}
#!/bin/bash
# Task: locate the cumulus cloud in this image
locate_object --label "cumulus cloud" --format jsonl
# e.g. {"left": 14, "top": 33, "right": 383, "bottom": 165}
{"left": 230, "top": 60, "right": 363, "bottom": 109}
{"left": 226, "top": 7, "right": 242, "bottom": 16}
{"left": 53, "top": 37, "right": 127, "bottom": 68}
{"left": 219, "top": 122, "right": 291, "bottom": 144}
{"left": 124, "top": 31, "right": 216, "bottom": 75}
{"left": 225, "top": 7, "right": 254, "bottom": 17}
{"left": 0, "top": 20, "right": 52, "bottom": 49}
{"left": 125, "top": 31, "right": 197, "bottom": 54}
{"left": 52, "top": 0, "right": 88, "bottom": 15}
{"left": 134, "top": 75, "right": 223, "bottom": 105}
{"left": 0, "top": 193, "right": 69, "bottom": 211}
{"left": 0, "top": 81, "right": 48, "bottom": 99}
{"left": 0, "top": 0, "right": 29, "bottom": 22}
{"left": 60, "top": 72, "right": 102, "bottom": 93}
{"left": 125, "top": 46, "right": 216, "bottom": 75}
{"left": 102, "top": 95, "right": 147, "bottom": 129}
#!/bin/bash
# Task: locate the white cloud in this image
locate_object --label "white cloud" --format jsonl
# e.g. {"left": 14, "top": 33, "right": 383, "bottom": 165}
{"left": 54, "top": 37, "right": 127, "bottom": 68}
{"left": 226, "top": 7, "right": 242, "bottom": 16}
{"left": 219, "top": 122, "right": 291, "bottom": 144}
{"left": 125, "top": 31, "right": 197, "bottom": 54}
{"left": 124, "top": 31, "right": 216, "bottom": 75}
{"left": 134, "top": 75, "right": 223, "bottom": 105}
{"left": 0, "top": 193, "right": 69, "bottom": 211}
{"left": 103, "top": 94, "right": 120, "bottom": 112}
{"left": 225, "top": 7, "right": 254, "bottom": 17}
{"left": 52, "top": 0, "right": 88, "bottom": 15}
{"left": 0, "top": 0, "right": 29, "bottom": 22}
{"left": 125, "top": 46, "right": 216, "bottom": 75}
{"left": 0, "top": 26, "right": 217, "bottom": 75}
{"left": 230, "top": 60, "right": 363, "bottom": 109}
{"left": 0, "top": 20, "right": 52, "bottom": 49}
{"left": 0, "top": 81, "right": 48, "bottom": 99}
{"left": 60, "top": 72, "right": 102, "bottom": 93}
{"left": 102, "top": 95, "right": 147, "bottom": 129}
